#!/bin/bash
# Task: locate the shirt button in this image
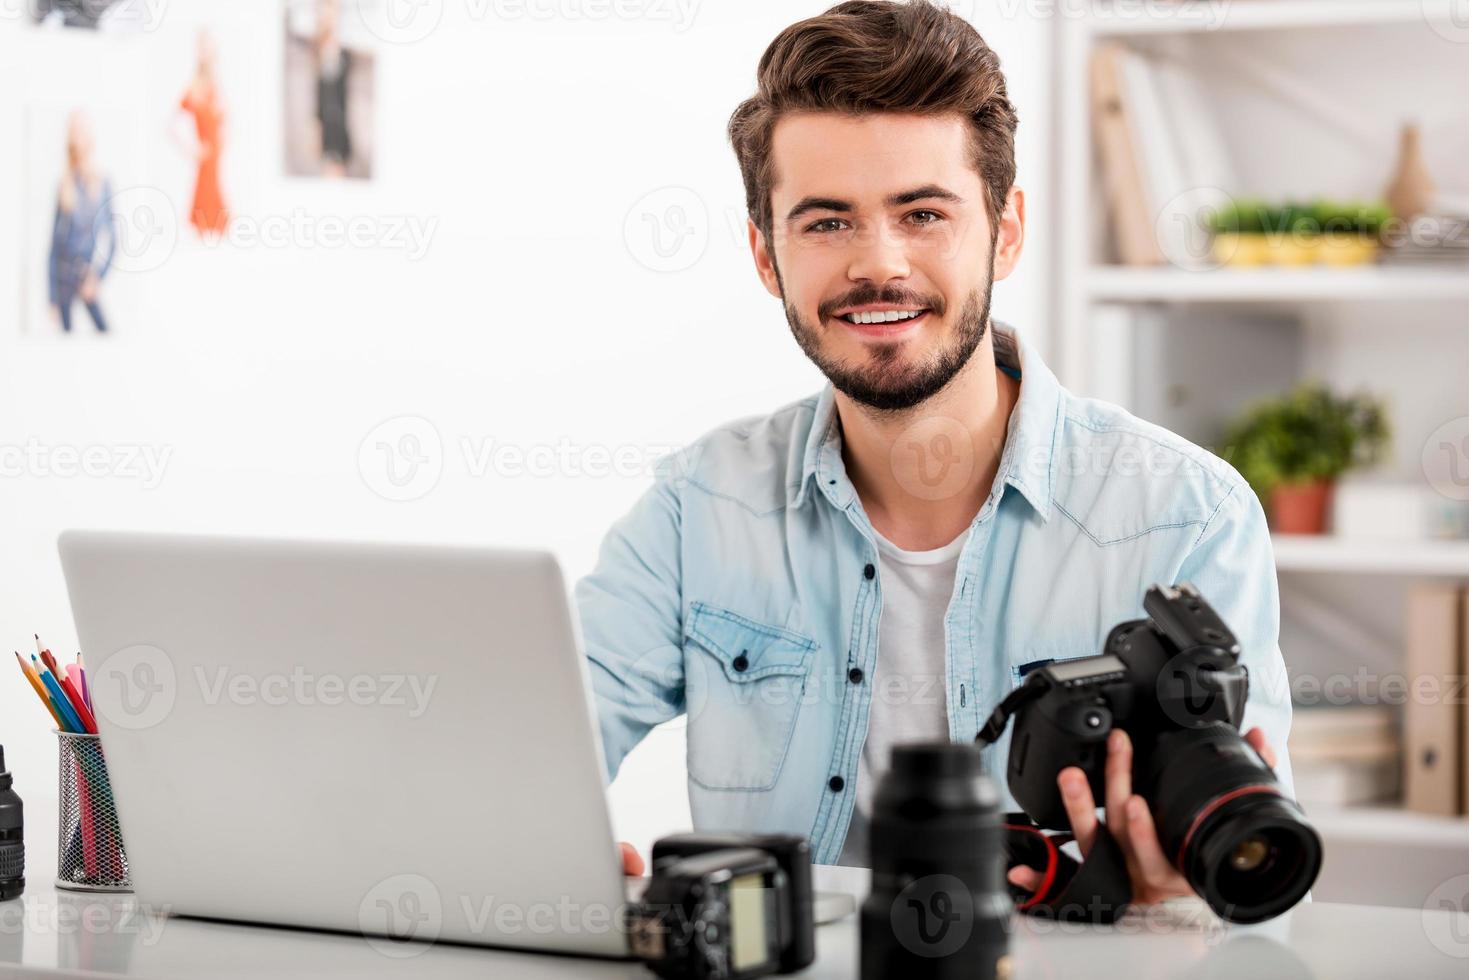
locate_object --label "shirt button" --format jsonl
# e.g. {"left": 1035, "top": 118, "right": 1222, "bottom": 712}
{"left": 863, "top": 563, "right": 875, "bottom": 580}
{"left": 732, "top": 652, "right": 749, "bottom": 672}
{"left": 828, "top": 776, "right": 845, "bottom": 792}
{"left": 848, "top": 667, "right": 864, "bottom": 684}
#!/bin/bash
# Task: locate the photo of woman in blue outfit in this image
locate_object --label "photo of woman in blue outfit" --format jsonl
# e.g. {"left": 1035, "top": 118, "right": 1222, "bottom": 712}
{"left": 49, "top": 111, "right": 116, "bottom": 334}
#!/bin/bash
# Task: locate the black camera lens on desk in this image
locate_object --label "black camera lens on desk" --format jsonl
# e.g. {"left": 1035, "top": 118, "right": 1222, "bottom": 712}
{"left": 0, "top": 746, "right": 23, "bottom": 903}
{"left": 860, "top": 742, "right": 1011, "bottom": 980}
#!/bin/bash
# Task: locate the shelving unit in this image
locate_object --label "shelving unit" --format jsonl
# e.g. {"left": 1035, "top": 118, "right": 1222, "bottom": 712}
{"left": 1273, "top": 534, "right": 1469, "bottom": 578}
{"left": 1086, "top": 0, "right": 1464, "bottom": 38}
{"left": 1054, "top": 6, "right": 1469, "bottom": 853}
{"left": 1087, "top": 265, "right": 1469, "bottom": 303}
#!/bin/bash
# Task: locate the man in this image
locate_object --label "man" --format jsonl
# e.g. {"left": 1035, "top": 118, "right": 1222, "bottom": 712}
{"left": 577, "top": 0, "right": 1292, "bottom": 904}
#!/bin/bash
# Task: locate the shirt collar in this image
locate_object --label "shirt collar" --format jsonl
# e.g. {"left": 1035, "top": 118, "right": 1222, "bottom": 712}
{"left": 790, "top": 320, "right": 1062, "bottom": 522}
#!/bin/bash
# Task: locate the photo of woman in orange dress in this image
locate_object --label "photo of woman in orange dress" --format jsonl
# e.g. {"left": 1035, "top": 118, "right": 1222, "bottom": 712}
{"left": 173, "top": 29, "right": 228, "bottom": 238}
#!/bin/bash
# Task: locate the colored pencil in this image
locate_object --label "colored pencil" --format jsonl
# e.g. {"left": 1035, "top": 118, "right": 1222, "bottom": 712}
{"left": 15, "top": 651, "right": 65, "bottom": 729}
{"left": 37, "top": 658, "right": 85, "bottom": 733}
{"left": 57, "top": 671, "right": 98, "bottom": 735}
{"left": 76, "top": 653, "right": 92, "bottom": 712}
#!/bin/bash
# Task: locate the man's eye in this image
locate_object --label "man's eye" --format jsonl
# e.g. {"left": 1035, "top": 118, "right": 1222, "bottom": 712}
{"left": 908, "top": 209, "right": 943, "bottom": 226}
{"left": 807, "top": 218, "right": 846, "bottom": 233}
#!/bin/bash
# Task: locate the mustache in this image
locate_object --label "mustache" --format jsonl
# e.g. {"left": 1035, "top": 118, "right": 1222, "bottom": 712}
{"left": 819, "top": 285, "right": 945, "bottom": 320}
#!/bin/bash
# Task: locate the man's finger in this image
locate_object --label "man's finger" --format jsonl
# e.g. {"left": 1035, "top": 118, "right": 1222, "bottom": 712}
{"left": 1125, "top": 796, "right": 1182, "bottom": 890}
{"left": 1058, "top": 766, "right": 1099, "bottom": 856}
{"left": 1244, "top": 727, "right": 1278, "bottom": 769}
{"left": 1008, "top": 866, "right": 1042, "bottom": 891}
{"left": 1104, "top": 729, "right": 1133, "bottom": 837}
{"left": 619, "top": 840, "right": 643, "bottom": 875}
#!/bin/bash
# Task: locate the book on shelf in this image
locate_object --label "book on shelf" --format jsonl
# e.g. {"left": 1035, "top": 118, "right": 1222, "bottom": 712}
{"left": 1403, "top": 583, "right": 1465, "bottom": 816}
{"left": 1090, "top": 42, "right": 1236, "bottom": 269}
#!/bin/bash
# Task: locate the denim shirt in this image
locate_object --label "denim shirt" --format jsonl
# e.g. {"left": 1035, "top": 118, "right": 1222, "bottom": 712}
{"left": 574, "top": 322, "right": 1294, "bottom": 865}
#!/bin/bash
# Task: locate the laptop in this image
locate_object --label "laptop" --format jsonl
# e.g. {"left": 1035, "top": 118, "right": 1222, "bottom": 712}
{"left": 58, "top": 529, "right": 643, "bottom": 957}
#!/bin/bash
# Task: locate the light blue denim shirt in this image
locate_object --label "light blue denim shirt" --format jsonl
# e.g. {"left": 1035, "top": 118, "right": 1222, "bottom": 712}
{"left": 574, "top": 322, "right": 1294, "bottom": 865}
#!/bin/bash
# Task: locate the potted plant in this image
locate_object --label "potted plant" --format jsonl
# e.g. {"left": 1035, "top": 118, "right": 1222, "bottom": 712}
{"left": 1223, "top": 384, "right": 1390, "bottom": 534}
{"left": 1207, "top": 198, "right": 1390, "bottom": 268}
{"left": 1315, "top": 200, "right": 1391, "bottom": 266}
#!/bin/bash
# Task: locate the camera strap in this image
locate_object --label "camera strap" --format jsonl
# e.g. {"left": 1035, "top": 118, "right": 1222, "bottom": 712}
{"left": 1002, "top": 814, "right": 1133, "bottom": 923}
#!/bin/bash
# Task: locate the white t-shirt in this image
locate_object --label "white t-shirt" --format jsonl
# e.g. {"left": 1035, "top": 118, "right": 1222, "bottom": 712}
{"left": 837, "top": 525, "right": 965, "bottom": 867}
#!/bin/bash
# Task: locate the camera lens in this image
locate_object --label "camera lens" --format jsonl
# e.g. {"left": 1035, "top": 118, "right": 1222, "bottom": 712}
{"left": 1144, "top": 727, "right": 1322, "bottom": 924}
{"left": 859, "top": 742, "right": 1010, "bottom": 980}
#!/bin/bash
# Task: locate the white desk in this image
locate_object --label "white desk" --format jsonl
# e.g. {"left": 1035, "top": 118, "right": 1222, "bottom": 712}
{"left": 3, "top": 844, "right": 1468, "bottom": 979}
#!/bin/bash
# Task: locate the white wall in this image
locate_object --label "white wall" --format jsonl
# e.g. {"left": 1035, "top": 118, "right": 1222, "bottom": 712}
{"left": 0, "top": 0, "right": 1057, "bottom": 853}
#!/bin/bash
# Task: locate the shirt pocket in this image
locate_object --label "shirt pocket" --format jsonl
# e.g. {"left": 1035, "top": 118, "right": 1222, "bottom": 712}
{"left": 682, "top": 600, "right": 818, "bottom": 791}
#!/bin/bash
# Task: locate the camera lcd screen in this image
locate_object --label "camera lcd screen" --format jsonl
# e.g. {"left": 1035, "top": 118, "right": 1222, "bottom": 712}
{"left": 1048, "top": 655, "right": 1125, "bottom": 683}
{"left": 729, "top": 873, "right": 772, "bottom": 972}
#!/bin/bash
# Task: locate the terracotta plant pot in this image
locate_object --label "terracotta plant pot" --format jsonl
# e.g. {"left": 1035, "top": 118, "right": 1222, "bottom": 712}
{"left": 1271, "top": 480, "right": 1334, "bottom": 535}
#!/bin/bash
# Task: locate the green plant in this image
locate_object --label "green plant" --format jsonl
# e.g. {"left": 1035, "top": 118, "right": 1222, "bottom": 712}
{"left": 1222, "top": 384, "right": 1390, "bottom": 500}
{"left": 1206, "top": 198, "right": 1392, "bottom": 238}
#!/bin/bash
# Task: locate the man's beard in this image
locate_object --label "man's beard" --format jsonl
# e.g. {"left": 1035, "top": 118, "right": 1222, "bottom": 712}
{"left": 782, "top": 261, "right": 994, "bottom": 414}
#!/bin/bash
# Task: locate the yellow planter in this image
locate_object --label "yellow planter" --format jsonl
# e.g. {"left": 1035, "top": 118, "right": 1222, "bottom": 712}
{"left": 1212, "top": 233, "right": 1271, "bottom": 267}
{"left": 1266, "top": 235, "right": 1322, "bottom": 266}
{"left": 1318, "top": 238, "right": 1380, "bottom": 267}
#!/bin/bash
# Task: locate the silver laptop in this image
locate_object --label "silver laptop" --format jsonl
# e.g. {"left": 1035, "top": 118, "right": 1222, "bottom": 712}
{"left": 58, "top": 529, "right": 636, "bottom": 957}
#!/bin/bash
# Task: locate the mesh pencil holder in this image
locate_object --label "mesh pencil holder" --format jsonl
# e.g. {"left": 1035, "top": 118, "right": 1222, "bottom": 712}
{"left": 55, "top": 731, "right": 131, "bottom": 892}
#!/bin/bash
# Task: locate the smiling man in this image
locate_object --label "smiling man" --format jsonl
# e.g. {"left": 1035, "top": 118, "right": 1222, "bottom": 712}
{"left": 576, "top": 0, "right": 1294, "bottom": 900}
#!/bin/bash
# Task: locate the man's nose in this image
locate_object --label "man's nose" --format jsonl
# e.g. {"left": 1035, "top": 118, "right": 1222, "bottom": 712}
{"left": 846, "top": 222, "right": 911, "bottom": 285}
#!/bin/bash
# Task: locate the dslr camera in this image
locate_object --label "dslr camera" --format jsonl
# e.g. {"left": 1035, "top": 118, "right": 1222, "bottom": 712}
{"left": 627, "top": 832, "right": 814, "bottom": 980}
{"left": 979, "top": 583, "right": 1322, "bottom": 923}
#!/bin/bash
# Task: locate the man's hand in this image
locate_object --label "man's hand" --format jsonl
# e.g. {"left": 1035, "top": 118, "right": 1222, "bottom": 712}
{"left": 1007, "top": 727, "right": 1278, "bottom": 907}
{"left": 619, "top": 841, "right": 645, "bottom": 876}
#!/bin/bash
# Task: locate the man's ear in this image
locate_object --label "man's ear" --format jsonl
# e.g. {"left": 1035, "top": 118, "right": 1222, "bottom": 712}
{"left": 991, "top": 186, "right": 1025, "bottom": 282}
{"left": 748, "top": 218, "right": 783, "bottom": 299}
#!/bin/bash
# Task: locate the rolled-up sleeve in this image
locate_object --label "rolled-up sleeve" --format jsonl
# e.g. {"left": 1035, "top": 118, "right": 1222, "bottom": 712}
{"left": 573, "top": 468, "right": 686, "bottom": 783}
{"left": 1174, "top": 481, "right": 1296, "bottom": 799}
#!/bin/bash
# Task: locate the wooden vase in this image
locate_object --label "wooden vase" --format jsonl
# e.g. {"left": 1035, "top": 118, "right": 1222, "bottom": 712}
{"left": 1384, "top": 122, "right": 1437, "bottom": 222}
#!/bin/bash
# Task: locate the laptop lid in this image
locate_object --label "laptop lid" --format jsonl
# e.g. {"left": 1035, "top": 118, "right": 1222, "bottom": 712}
{"left": 58, "top": 529, "right": 630, "bottom": 958}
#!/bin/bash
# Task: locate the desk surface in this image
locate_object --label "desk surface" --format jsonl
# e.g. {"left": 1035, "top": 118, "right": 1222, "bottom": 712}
{"left": 3, "top": 861, "right": 1468, "bottom": 980}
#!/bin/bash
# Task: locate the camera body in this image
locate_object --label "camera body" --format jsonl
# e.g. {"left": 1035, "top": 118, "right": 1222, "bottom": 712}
{"left": 1007, "top": 582, "right": 1250, "bottom": 829}
{"left": 628, "top": 833, "right": 814, "bottom": 980}
{"left": 991, "top": 583, "right": 1322, "bottom": 923}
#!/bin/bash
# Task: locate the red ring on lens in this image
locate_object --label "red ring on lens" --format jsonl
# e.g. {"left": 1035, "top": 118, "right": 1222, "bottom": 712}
{"left": 1006, "top": 824, "right": 1060, "bottom": 909}
{"left": 1175, "top": 784, "right": 1281, "bottom": 868}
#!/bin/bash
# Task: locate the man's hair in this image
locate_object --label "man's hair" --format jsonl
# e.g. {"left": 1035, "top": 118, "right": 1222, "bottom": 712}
{"left": 727, "top": 0, "right": 1018, "bottom": 248}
